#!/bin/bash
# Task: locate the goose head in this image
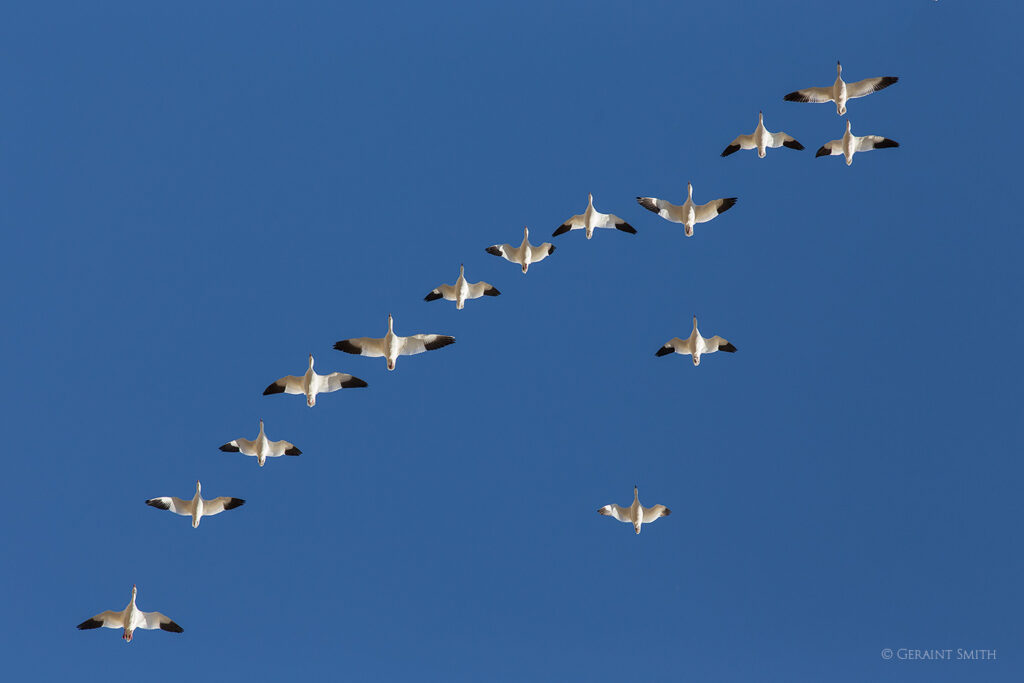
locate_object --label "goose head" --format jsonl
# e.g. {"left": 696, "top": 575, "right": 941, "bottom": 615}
{"left": 758, "top": 110, "right": 763, "bottom": 124}
{"left": 459, "top": 263, "right": 464, "bottom": 278}
{"left": 308, "top": 353, "right": 315, "bottom": 370}
{"left": 195, "top": 480, "right": 201, "bottom": 494}
{"left": 687, "top": 181, "right": 693, "bottom": 199}
{"left": 587, "top": 192, "right": 594, "bottom": 206}
{"left": 387, "top": 313, "right": 394, "bottom": 333}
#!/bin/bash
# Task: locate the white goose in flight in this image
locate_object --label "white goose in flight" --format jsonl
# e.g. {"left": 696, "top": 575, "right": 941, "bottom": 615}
{"left": 334, "top": 313, "right": 455, "bottom": 370}
{"left": 656, "top": 316, "right": 736, "bottom": 366}
{"left": 486, "top": 226, "right": 556, "bottom": 273}
{"left": 219, "top": 418, "right": 300, "bottom": 467}
{"left": 76, "top": 585, "right": 183, "bottom": 643}
{"left": 784, "top": 61, "right": 898, "bottom": 115}
{"left": 553, "top": 193, "right": 636, "bottom": 239}
{"left": 598, "top": 486, "right": 671, "bottom": 534}
{"left": 815, "top": 120, "right": 899, "bottom": 166}
{"left": 637, "top": 183, "right": 737, "bottom": 237}
{"left": 145, "top": 480, "right": 245, "bottom": 527}
{"left": 425, "top": 264, "right": 500, "bottom": 309}
{"left": 722, "top": 111, "right": 804, "bottom": 158}
{"left": 263, "top": 353, "right": 367, "bottom": 407}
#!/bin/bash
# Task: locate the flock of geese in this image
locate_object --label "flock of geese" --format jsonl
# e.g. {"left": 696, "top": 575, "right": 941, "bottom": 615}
{"left": 76, "top": 60, "right": 899, "bottom": 642}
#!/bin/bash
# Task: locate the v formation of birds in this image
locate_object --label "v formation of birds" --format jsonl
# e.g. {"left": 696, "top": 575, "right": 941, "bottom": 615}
{"left": 77, "top": 61, "right": 898, "bottom": 641}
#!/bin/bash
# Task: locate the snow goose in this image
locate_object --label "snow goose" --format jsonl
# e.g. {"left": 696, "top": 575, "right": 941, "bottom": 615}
{"left": 263, "top": 353, "right": 367, "bottom": 407}
{"left": 815, "top": 120, "right": 899, "bottom": 166}
{"left": 656, "top": 315, "right": 736, "bottom": 366}
{"left": 76, "top": 585, "right": 182, "bottom": 643}
{"left": 722, "top": 111, "right": 804, "bottom": 158}
{"left": 783, "top": 61, "right": 898, "bottom": 116}
{"left": 219, "top": 418, "right": 300, "bottom": 467}
{"left": 486, "top": 226, "right": 556, "bottom": 273}
{"left": 145, "top": 480, "right": 245, "bottom": 527}
{"left": 598, "top": 486, "right": 671, "bottom": 535}
{"left": 333, "top": 313, "right": 454, "bottom": 371}
{"left": 637, "top": 183, "right": 737, "bottom": 237}
{"left": 425, "top": 264, "right": 500, "bottom": 309}
{"left": 552, "top": 193, "right": 636, "bottom": 239}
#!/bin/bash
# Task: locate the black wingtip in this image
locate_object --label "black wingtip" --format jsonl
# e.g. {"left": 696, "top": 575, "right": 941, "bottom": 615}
{"left": 815, "top": 146, "right": 830, "bottom": 158}
{"left": 876, "top": 76, "right": 898, "bottom": 91}
{"left": 783, "top": 91, "right": 806, "bottom": 102}
{"left": 224, "top": 498, "right": 246, "bottom": 510}
{"left": 552, "top": 223, "right": 571, "bottom": 237}
{"left": 333, "top": 339, "right": 360, "bottom": 354}
{"left": 160, "top": 621, "right": 184, "bottom": 633}
{"left": 145, "top": 498, "right": 171, "bottom": 510}
{"left": 285, "top": 446, "right": 302, "bottom": 456}
{"left": 77, "top": 618, "right": 103, "bottom": 630}
{"left": 718, "top": 197, "right": 737, "bottom": 214}
{"left": 783, "top": 139, "right": 804, "bottom": 151}
{"left": 341, "top": 376, "right": 368, "bottom": 388}
{"left": 484, "top": 286, "right": 500, "bottom": 297}
{"left": 263, "top": 382, "right": 284, "bottom": 396}
{"left": 219, "top": 443, "right": 240, "bottom": 453}
{"left": 485, "top": 245, "right": 502, "bottom": 256}
{"left": 636, "top": 197, "right": 659, "bottom": 214}
{"left": 655, "top": 346, "right": 673, "bottom": 357}
{"left": 424, "top": 335, "right": 455, "bottom": 351}
{"left": 721, "top": 144, "right": 740, "bottom": 157}
{"left": 424, "top": 290, "right": 442, "bottom": 302}
{"left": 662, "top": 508, "right": 673, "bottom": 516}
{"left": 875, "top": 138, "right": 899, "bottom": 149}
{"left": 720, "top": 342, "right": 737, "bottom": 353}
{"left": 547, "top": 244, "right": 556, "bottom": 255}
{"left": 616, "top": 222, "right": 637, "bottom": 234}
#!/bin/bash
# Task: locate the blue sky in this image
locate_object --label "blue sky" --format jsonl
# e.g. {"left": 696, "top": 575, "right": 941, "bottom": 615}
{"left": 2, "top": 1, "right": 1021, "bottom": 681}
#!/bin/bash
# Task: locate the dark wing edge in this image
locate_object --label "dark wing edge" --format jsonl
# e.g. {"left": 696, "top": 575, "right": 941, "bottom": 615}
{"left": 721, "top": 144, "right": 740, "bottom": 157}
{"left": 160, "top": 620, "right": 184, "bottom": 633}
{"left": 263, "top": 381, "right": 285, "bottom": 395}
{"left": 424, "top": 335, "right": 456, "bottom": 351}
{"left": 782, "top": 139, "right": 804, "bottom": 150}
{"left": 333, "top": 339, "right": 361, "bottom": 355}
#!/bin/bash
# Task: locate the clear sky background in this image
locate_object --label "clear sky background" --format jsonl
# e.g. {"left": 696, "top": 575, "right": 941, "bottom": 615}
{"left": 2, "top": 1, "right": 1021, "bottom": 681}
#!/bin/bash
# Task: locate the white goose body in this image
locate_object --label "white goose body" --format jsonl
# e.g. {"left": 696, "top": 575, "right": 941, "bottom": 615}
{"left": 146, "top": 480, "right": 245, "bottom": 527}
{"left": 77, "top": 585, "right": 183, "bottom": 642}
{"left": 334, "top": 313, "right": 455, "bottom": 371}
{"left": 656, "top": 315, "right": 737, "bottom": 366}
{"left": 598, "top": 486, "right": 671, "bottom": 534}
{"left": 425, "top": 264, "right": 500, "bottom": 309}
{"left": 263, "top": 354, "right": 367, "bottom": 406}
{"left": 815, "top": 120, "right": 899, "bottom": 166}
{"left": 220, "top": 418, "right": 301, "bottom": 467}
{"left": 486, "top": 227, "right": 556, "bottom": 273}
{"left": 637, "top": 183, "right": 737, "bottom": 237}
{"left": 721, "top": 111, "right": 804, "bottom": 158}
{"left": 784, "top": 61, "right": 898, "bottom": 116}
{"left": 553, "top": 193, "right": 636, "bottom": 240}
